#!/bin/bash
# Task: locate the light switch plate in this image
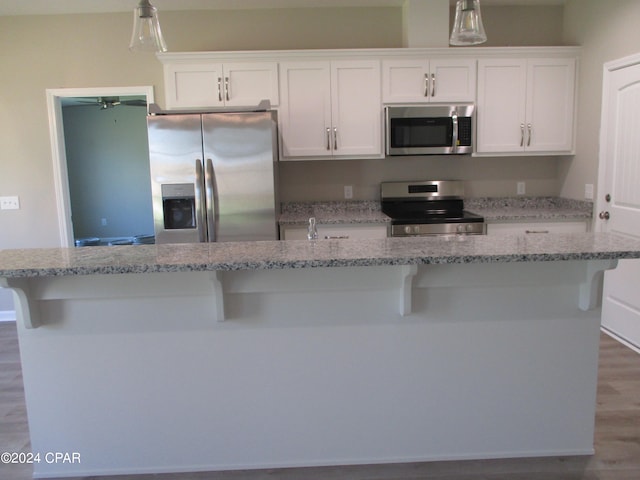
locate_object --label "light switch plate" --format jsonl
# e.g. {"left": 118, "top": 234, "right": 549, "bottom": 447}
{"left": 0, "top": 196, "right": 20, "bottom": 210}
{"left": 585, "top": 184, "right": 594, "bottom": 200}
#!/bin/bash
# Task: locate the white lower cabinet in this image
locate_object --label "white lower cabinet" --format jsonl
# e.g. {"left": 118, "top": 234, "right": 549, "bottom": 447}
{"left": 281, "top": 224, "right": 388, "bottom": 240}
{"left": 486, "top": 221, "right": 588, "bottom": 236}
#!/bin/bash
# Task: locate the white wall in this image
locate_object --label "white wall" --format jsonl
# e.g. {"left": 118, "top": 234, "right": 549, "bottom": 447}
{"left": 62, "top": 104, "right": 153, "bottom": 241}
{"left": 560, "top": 0, "right": 640, "bottom": 201}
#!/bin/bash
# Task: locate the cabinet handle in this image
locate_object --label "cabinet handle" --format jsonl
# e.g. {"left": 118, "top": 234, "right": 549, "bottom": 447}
{"left": 520, "top": 123, "right": 525, "bottom": 147}
{"left": 217, "top": 77, "right": 222, "bottom": 102}
{"left": 324, "top": 235, "right": 349, "bottom": 239}
{"left": 333, "top": 127, "right": 338, "bottom": 150}
{"left": 326, "top": 127, "right": 331, "bottom": 150}
{"left": 527, "top": 123, "right": 532, "bottom": 147}
{"left": 431, "top": 73, "right": 436, "bottom": 97}
{"left": 525, "top": 230, "right": 550, "bottom": 234}
{"left": 424, "top": 73, "right": 429, "bottom": 97}
{"left": 224, "top": 77, "right": 230, "bottom": 101}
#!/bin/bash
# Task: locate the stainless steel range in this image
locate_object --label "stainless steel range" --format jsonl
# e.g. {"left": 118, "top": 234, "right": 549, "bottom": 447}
{"left": 381, "top": 180, "right": 485, "bottom": 237}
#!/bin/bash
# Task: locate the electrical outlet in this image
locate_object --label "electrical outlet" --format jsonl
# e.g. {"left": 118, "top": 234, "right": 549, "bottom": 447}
{"left": 344, "top": 185, "right": 353, "bottom": 199}
{"left": 585, "top": 184, "right": 594, "bottom": 200}
{"left": 101, "top": 218, "right": 108, "bottom": 226}
{"left": 516, "top": 182, "right": 526, "bottom": 195}
{"left": 0, "top": 196, "right": 20, "bottom": 210}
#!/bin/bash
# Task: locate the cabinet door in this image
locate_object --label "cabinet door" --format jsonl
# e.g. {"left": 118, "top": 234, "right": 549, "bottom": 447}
{"left": 279, "top": 62, "right": 332, "bottom": 158}
{"left": 382, "top": 58, "right": 476, "bottom": 103}
{"left": 165, "top": 63, "right": 224, "bottom": 109}
{"left": 429, "top": 58, "right": 477, "bottom": 103}
{"left": 476, "top": 59, "right": 527, "bottom": 153}
{"left": 331, "top": 60, "right": 382, "bottom": 157}
{"left": 526, "top": 58, "right": 576, "bottom": 153}
{"left": 224, "top": 62, "right": 279, "bottom": 107}
{"left": 382, "top": 59, "right": 429, "bottom": 103}
{"left": 281, "top": 224, "right": 388, "bottom": 240}
{"left": 486, "top": 221, "right": 587, "bottom": 236}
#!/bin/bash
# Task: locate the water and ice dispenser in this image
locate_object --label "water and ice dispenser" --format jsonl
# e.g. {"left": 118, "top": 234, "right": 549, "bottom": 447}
{"left": 161, "top": 184, "right": 196, "bottom": 230}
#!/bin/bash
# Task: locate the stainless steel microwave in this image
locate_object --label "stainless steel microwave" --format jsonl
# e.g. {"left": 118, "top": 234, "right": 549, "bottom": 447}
{"left": 385, "top": 104, "right": 474, "bottom": 156}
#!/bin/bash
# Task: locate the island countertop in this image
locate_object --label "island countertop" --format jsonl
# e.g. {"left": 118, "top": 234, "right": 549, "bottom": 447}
{"left": 2, "top": 232, "right": 640, "bottom": 278}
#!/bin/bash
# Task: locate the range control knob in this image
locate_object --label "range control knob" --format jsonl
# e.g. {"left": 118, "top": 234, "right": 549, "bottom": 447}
{"left": 456, "top": 225, "right": 464, "bottom": 233}
{"left": 404, "top": 226, "right": 413, "bottom": 234}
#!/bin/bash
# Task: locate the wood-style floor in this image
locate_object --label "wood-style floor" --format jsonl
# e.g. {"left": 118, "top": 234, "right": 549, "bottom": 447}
{"left": 1, "top": 321, "right": 639, "bottom": 480}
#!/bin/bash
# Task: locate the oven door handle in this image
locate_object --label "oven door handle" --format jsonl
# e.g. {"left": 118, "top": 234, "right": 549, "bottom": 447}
{"left": 451, "top": 113, "right": 458, "bottom": 153}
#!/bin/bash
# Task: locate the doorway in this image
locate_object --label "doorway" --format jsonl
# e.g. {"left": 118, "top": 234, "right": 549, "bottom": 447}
{"left": 46, "top": 86, "right": 155, "bottom": 247}
{"left": 597, "top": 54, "right": 640, "bottom": 352}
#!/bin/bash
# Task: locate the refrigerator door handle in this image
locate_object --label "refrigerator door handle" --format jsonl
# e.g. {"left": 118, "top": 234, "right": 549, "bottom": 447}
{"left": 194, "top": 159, "right": 206, "bottom": 242}
{"left": 205, "top": 158, "right": 216, "bottom": 242}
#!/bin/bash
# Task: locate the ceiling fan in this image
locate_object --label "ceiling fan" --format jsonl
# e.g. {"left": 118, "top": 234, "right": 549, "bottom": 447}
{"left": 73, "top": 96, "right": 148, "bottom": 109}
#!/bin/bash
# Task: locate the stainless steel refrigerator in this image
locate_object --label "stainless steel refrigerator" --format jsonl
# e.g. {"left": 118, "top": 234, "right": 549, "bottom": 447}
{"left": 147, "top": 110, "right": 279, "bottom": 244}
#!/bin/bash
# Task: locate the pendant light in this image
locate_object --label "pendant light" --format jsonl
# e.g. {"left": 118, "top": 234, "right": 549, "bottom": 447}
{"left": 129, "top": 0, "right": 167, "bottom": 53}
{"left": 450, "top": 0, "right": 487, "bottom": 46}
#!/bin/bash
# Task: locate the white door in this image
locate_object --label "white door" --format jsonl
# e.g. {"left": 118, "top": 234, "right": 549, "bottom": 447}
{"left": 165, "top": 63, "right": 224, "bottom": 109}
{"left": 526, "top": 58, "right": 576, "bottom": 153}
{"left": 476, "top": 59, "right": 527, "bottom": 153}
{"left": 598, "top": 55, "right": 640, "bottom": 349}
{"left": 429, "top": 58, "right": 476, "bottom": 103}
{"left": 381, "top": 59, "right": 429, "bottom": 103}
{"left": 279, "top": 61, "right": 332, "bottom": 158}
{"left": 331, "top": 60, "right": 382, "bottom": 157}
{"left": 224, "top": 62, "right": 279, "bottom": 107}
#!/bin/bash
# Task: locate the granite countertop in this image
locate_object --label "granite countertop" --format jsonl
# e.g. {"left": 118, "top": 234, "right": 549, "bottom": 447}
{"left": 279, "top": 201, "right": 390, "bottom": 226}
{"left": 465, "top": 197, "right": 593, "bottom": 222}
{"left": 1, "top": 233, "right": 639, "bottom": 278}
{"left": 279, "top": 198, "right": 593, "bottom": 226}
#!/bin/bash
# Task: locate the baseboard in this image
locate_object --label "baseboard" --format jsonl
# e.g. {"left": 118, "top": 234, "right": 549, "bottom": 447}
{"left": 601, "top": 326, "right": 640, "bottom": 354}
{"left": 0, "top": 310, "right": 16, "bottom": 322}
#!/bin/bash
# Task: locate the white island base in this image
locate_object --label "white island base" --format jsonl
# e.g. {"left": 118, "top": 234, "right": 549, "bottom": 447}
{"left": 11, "top": 259, "right": 612, "bottom": 478}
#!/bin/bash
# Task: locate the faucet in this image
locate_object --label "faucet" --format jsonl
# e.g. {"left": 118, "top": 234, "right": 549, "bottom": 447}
{"left": 307, "top": 217, "right": 318, "bottom": 240}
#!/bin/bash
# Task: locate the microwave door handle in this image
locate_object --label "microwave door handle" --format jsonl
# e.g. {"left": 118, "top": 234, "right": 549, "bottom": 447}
{"left": 194, "top": 159, "right": 206, "bottom": 242}
{"left": 451, "top": 113, "right": 459, "bottom": 153}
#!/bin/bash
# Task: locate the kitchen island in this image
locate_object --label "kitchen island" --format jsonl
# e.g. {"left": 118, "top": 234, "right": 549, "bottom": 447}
{"left": 2, "top": 234, "right": 640, "bottom": 478}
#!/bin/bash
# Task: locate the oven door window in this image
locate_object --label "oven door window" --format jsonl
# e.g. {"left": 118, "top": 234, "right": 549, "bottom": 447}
{"left": 390, "top": 117, "right": 452, "bottom": 149}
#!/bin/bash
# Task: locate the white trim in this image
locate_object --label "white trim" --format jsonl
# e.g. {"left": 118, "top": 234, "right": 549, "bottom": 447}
{"left": 157, "top": 46, "right": 582, "bottom": 64}
{"left": 601, "top": 326, "right": 640, "bottom": 355}
{"left": 46, "top": 86, "right": 155, "bottom": 247}
{"left": 0, "top": 310, "right": 16, "bottom": 322}
{"left": 603, "top": 51, "right": 640, "bottom": 72}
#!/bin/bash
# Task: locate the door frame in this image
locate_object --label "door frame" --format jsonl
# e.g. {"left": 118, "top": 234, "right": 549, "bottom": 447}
{"left": 596, "top": 52, "right": 640, "bottom": 353}
{"left": 596, "top": 51, "right": 640, "bottom": 232}
{"left": 46, "top": 86, "right": 155, "bottom": 247}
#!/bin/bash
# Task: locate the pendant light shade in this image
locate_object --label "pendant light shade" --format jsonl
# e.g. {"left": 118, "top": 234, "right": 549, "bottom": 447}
{"left": 450, "top": 0, "right": 487, "bottom": 46}
{"left": 129, "top": 0, "right": 167, "bottom": 53}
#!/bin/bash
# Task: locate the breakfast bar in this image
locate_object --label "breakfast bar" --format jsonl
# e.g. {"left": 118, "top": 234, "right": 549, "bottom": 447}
{"left": 2, "top": 233, "right": 640, "bottom": 478}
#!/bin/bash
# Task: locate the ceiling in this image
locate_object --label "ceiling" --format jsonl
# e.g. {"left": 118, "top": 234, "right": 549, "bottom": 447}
{"left": 0, "top": 0, "right": 566, "bottom": 16}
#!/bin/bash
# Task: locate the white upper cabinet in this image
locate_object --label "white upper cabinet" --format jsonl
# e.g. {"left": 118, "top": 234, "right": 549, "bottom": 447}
{"left": 476, "top": 57, "right": 576, "bottom": 154}
{"left": 164, "top": 62, "right": 279, "bottom": 109}
{"left": 279, "top": 60, "right": 382, "bottom": 159}
{"left": 382, "top": 58, "right": 476, "bottom": 104}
